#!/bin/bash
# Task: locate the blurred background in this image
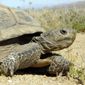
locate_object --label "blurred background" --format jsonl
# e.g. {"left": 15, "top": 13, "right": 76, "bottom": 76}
{"left": 0, "top": 0, "right": 85, "bottom": 32}
{"left": 0, "top": 0, "right": 84, "bottom": 9}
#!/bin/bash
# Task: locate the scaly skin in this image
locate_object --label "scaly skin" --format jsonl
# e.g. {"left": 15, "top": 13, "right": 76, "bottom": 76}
{"left": 48, "top": 54, "right": 71, "bottom": 76}
{"left": 0, "top": 43, "right": 42, "bottom": 76}
{"left": 0, "top": 28, "right": 76, "bottom": 76}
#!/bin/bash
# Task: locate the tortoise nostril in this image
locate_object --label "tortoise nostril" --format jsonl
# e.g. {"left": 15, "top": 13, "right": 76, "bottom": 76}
{"left": 60, "top": 29, "right": 67, "bottom": 35}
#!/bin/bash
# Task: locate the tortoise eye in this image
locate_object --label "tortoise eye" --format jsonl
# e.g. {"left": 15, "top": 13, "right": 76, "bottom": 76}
{"left": 60, "top": 29, "right": 67, "bottom": 35}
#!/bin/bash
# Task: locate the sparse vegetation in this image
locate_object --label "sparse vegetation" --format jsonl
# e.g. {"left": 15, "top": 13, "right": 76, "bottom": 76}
{"left": 26, "top": 7, "right": 85, "bottom": 32}
{"left": 69, "top": 65, "right": 85, "bottom": 84}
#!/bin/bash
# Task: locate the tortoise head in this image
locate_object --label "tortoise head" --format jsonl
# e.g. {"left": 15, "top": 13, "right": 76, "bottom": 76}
{"left": 38, "top": 28, "right": 76, "bottom": 52}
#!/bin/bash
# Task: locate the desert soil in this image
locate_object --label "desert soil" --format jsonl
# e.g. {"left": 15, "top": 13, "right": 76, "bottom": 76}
{"left": 0, "top": 33, "right": 85, "bottom": 85}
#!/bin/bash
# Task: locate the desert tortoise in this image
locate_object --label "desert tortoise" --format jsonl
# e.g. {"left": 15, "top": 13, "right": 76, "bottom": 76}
{"left": 0, "top": 4, "right": 76, "bottom": 76}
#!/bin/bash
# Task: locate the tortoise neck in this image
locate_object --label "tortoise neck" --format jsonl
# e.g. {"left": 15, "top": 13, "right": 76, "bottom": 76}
{"left": 31, "top": 36, "right": 46, "bottom": 54}
{"left": 31, "top": 35, "right": 54, "bottom": 53}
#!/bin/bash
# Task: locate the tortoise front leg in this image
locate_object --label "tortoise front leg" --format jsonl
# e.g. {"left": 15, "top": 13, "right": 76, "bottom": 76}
{"left": 0, "top": 43, "right": 42, "bottom": 76}
{"left": 48, "top": 54, "right": 71, "bottom": 76}
{"left": 32, "top": 53, "right": 71, "bottom": 76}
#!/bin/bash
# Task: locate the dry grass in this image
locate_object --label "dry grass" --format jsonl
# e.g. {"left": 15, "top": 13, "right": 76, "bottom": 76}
{"left": 26, "top": 7, "right": 85, "bottom": 32}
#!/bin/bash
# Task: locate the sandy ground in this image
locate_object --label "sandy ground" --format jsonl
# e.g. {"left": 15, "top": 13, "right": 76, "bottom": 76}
{"left": 0, "top": 33, "right": 85, "bottom": 85}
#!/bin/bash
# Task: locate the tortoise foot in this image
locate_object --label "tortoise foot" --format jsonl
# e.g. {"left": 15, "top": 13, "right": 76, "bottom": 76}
{"left": 0, "top": 52, "right": 19, "bottom": 76}
{"left": 48, "top": 54, "right": 71, "bottom": 76}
